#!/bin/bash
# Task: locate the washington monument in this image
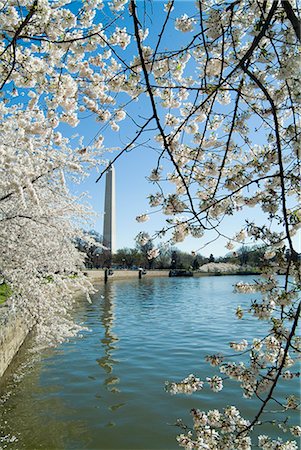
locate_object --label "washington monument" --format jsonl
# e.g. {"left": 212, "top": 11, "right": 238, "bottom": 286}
{"left": 103, "top": 164, "right": 116, "bottom": 254}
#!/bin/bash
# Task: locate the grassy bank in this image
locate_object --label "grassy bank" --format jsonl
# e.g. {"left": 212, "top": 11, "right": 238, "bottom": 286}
{"left": 0, "top": 283, "right": 12, "bottom": 305}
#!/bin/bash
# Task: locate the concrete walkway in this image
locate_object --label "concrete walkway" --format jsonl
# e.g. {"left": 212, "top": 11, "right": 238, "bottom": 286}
{"left": 85, "top": 269, "right": 169, "bottom": 282}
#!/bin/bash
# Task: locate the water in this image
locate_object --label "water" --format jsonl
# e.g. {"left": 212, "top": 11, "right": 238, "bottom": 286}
{"left": 0, "top": 276, "right": 299, "bottom": 449}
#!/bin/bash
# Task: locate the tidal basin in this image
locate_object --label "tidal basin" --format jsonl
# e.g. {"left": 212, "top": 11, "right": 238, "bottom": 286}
{"left": 0, "top": 276, "right": 299, "bottom": 449}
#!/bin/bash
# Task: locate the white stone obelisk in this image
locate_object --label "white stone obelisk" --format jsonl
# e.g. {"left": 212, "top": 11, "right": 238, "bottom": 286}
{"left": 103, "top": 164, "right": 116, "bottom": 254}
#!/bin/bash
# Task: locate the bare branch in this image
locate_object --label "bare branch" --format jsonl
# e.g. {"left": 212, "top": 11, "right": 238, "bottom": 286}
{"left": 282, "top": 0, "right": 301, "bottom": 42}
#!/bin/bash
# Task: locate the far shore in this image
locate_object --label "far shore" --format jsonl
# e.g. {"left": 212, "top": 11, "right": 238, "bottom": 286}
{"left": 85, "top": 269, "right": 169, "bottom": 282}
{"left": 85, "top": 267, "right": 261, "bottom": 283}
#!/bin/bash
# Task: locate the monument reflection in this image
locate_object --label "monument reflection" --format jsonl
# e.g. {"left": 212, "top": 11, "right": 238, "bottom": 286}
{"left": 97, "top": 282, "right": 120, "bottom": 393}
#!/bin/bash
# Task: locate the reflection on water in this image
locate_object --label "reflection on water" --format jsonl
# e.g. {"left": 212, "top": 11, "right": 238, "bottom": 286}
{"left": 0, "top": 276, "right": 299, "bottom": 450}
{"left": 97, "top": 283, "right": 120, "bottom": 395}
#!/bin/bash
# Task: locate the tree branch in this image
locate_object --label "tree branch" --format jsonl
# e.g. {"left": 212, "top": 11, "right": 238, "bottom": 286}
{"left": 282, "top": 0, "right": 301, "bottom": 42}
{"left": 130, "top": 0, "right": 202, "bottom": 224}
{"left": 241, "top": 64, "right": 298, "bottom": 261}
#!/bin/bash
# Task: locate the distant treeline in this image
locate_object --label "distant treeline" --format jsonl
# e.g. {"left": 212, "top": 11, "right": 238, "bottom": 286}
{"left": 76, "top": 230, "right": 293, "bottom": 270}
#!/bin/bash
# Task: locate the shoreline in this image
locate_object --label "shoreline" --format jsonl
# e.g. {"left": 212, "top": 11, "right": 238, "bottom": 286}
{"left": 85, "top": 269, "right": 169, "bottom": 282}
{"left": 0, "top": 269, "right": 259, "bottom": 379}
{"left": 85, "top": 268, "right": 261, "bottom": 283}
{"left": 0, "top": 304, "right": 34, "bottom": 379}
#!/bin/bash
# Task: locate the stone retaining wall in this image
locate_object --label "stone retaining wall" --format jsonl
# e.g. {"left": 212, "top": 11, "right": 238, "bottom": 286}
{"left": 0, "top": 305, "right": 34, "bottom": 378}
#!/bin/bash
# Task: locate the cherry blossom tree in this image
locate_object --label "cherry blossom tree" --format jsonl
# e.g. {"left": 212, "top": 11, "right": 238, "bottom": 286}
{"left": 0, "top": 0, "right": 111, "bottom": 345}
{"left": 126, "top": 2, "right": 301, "bottom": 448}
{"left": 0, "top": 0, "right": 300, "bottom": 448}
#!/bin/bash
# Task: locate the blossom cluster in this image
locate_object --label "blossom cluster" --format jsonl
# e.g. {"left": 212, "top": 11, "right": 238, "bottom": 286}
{"left": 177, "top": 406, "right": 252, "bottom": 449}
{"left": 166, "top": 374, "right": 204, "bottom": 395}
